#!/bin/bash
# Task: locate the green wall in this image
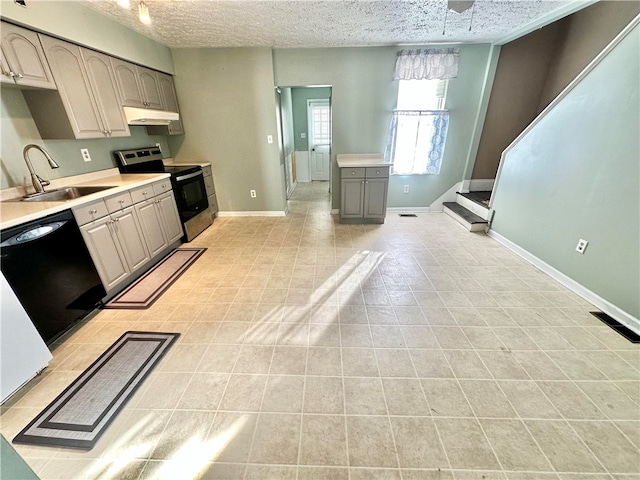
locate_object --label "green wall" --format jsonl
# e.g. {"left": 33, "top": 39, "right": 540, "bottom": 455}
{"left": 168, "top": 48, "right": 286, "bottom": 213}
{"left": 290, "top": 87, "right": 331, "bottom": 151}
{"left": 490, "top": 24, "right": 639, "bottom": 323}
{"left": 1, "top": 0, "right": 174, "bottom": 72}
{"left": 0, "top": 89, "right": 170, "bottom": 190}
{"left": 0, "top": 435, "right": 38, "bottom": 480}
{"left": 272, "top": 45, "right": 493, "bottom": 209}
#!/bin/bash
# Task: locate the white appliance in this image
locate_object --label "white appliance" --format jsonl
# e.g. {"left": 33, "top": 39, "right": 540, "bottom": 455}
{"left": 1, "top": 273, "right": 52, "bottom": 404}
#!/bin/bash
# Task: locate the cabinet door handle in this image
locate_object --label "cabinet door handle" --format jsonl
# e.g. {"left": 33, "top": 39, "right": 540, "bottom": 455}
{"left": 142, "top": 191, "right": 148, "bottom": 195}
{"left": 351, "top": 171, "right": 356, "bottom": 175}
{"left": 89, "top": 209, "right": 97, "bottom": 214}
{"left": 118, "top": 199, "right": 125, "bottom": 203}
{"left": 8, "top": 71, "right": 16, "bottom": 77}
{"left": 16, "top": 73, "right": 23, "bottom": 79}
{"left": 376, "top": 170, "right": 380, "bottom": 175}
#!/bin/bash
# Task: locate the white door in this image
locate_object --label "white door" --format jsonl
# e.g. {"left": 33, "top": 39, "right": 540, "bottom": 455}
{"left": 308, "top": 100, "right": 331, "bottom": 181}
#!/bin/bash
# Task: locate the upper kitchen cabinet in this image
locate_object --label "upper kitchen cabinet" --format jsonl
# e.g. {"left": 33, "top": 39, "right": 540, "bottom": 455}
{"left": 147, "top": 73, "right": 184, "bottom": 135}
{"left": 23, "top": 35, "right": 129, "bottom": 139}
{"left": 80, "top": 48, "right": 130, "bottom": 137}
{"left": 0, "top": 22, "right": 56, "bottom": 89}
{"left": 111, "top": 58, "right": 162, "bottom": 109}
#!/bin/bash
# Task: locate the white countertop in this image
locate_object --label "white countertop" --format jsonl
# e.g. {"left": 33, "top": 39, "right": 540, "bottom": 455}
{"left": 0, "top": 168, "right": 169, "bottom": 230}
{"left": 336, "top": 154, "right": 392, "bottom": 168}
{"left": 163, "top": 158, "right": 211, "bottom": 168}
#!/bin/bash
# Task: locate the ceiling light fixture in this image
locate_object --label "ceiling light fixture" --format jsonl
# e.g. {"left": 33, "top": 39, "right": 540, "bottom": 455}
{"left": 443, "top": 0, "right": 476, "bottom": 35}
{"left": 116, "top": 0, "right": 130, "bottom": 8}
{"left": 138, "top": 0, "right": 151, "bottom": 25}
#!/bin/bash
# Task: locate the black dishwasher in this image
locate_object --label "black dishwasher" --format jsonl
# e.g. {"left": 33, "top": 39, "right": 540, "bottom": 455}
{"left": 0, "top": 209, "right": 106, "bottom": 344}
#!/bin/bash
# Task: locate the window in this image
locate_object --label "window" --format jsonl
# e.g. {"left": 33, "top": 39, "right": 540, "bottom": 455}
{"left": 385, "top": 79, "right": 450, "bottom": 175}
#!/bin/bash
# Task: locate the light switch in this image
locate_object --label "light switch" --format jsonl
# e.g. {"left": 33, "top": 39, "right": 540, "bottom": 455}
{"left": 267, "top": 135, "right": 274, "bottom": 144}
{"left": 301, "top": 133, "right": 306, "bottom": 139}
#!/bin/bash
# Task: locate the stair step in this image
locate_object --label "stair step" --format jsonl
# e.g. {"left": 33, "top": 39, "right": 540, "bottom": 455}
{"left": 456, "top": 191, "right": 491, "bottom": 221}
{"left": 443, "top": 202, "right": 488, "bottom": 232}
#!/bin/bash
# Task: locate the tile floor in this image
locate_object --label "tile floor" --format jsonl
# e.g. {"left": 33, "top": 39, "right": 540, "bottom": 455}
{"left": 1, "top": 181, "right": 639, "bottom": 480}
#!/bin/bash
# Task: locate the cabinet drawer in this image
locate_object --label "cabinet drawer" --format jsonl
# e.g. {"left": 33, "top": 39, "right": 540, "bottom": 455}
{"left": 152, "top": 179, "right": 172, "bottom": 196}
{"left": 130, "top": 184, "right": 155, "bottom": 204}
{"left": 204, "top": 175, "right": 215, "bottom": 196}
{"left": 72, "top": 198, "right": 108, "bottom": 226}
{"left": 342, "top": 168, "right": 365, "bottom": 179}
{"left": 105, "top": 191, "right": 133, "bottom": 213}
{"left": 366, "top": 167, "right": 389, "bottom": 178}
{"left": 202, "top": 165, "right": 212, "bottom": 177}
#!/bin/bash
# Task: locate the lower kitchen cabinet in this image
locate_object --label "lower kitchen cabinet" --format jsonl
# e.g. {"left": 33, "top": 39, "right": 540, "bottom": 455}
{"left": 78, "top": 216, "right": 130, "bottom": 291}
{"left": 135, "top": 191, "right": 183, "bottom": 257}
{"left": 340, "top": 166, "right": 389, "bottom": 224}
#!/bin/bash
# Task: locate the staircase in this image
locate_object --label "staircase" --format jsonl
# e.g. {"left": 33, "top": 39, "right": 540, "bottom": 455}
{"left": 443, "top": 191, "right": 491, "bottom": 232}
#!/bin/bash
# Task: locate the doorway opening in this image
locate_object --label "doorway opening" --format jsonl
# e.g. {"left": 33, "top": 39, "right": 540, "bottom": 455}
{"left": 275, "top": 86, "right": 332, "bottom": 208}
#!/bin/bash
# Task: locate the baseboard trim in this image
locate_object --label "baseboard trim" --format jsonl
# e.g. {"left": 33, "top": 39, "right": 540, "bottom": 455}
{"left": 387, "top": 207, "right": 434, "bottom": 214}
{"left": 487, "top": 229, "right": 640, "bottom": 335}
{"left": 428, "top": 181, "right": 463, "bottom": 212}
{"left": 217, "top": 211, "right": 287, "bottom": 217}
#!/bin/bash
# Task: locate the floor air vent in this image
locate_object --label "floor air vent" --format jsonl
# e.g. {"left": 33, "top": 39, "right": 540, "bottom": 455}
{"left": 590, "top": 312, "right": 640, "bottom": 343}
{"left": 398, "top": 214, "right": 417, "bottom": 217}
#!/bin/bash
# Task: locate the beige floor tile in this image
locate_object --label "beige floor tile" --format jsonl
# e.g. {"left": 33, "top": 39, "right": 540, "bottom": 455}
{"left": 344, "top": 377, "right": 387, "bottom": 415}
{"left": 399, "top": 326, "right": 439, "bottom": 348}
{"left": 149, "top": 410, "right": 216, "bottom": 460}
{"left": 269, "top": 346, "right": 308, "bottom": 375}
{"left": 403, "top": 469, "right": 455, "bottom": 479}
{"left": 570, "top": 420, "right": 640, "bottom": 474}
{"left": 349, "top": 467, "right": 402, "bottom": 480}
{"left": 260, "top": 375, "right": 304, "bottom": 413}
{"left": 307, "top": 346, "right": 341, "bottom": 375}
{"left": 537, "top": 381, "right": 606, "bottom": 420}
{"left": 576, "top": 381, "right": 640, "bottom": 421}
{"left": 376, "top": 349, "right": 417, "bottom": 377}
{"left": 249, "top": 413, "right": 301, "bottom": 464}
{"left": 232, "top": 345, "right": 274, "bottom": 374}
{"left": 459, "top": 380, "right": 517, "bottom": 418}
{"left": 480, "top": 419, "right": 552, "bottom": 471}
{"left": 340, "top": 305, "right": 369, "bottom": 324}
{"left": 346, "top": 416, "right": 399, "bottom": 468}
{"left": 205, "top": 411, "right": 257, "bottom": 463}
{"left": 218, "top": 374, "right": 267, "bottom": 411}
{"left": 434, "top": 417, "right": 500, "bottom": 470}
{"left": 452, "top": 470, "right": 507, "bottom": 479}
{"left": 498, "top": 380, "right": 561, "bottom": 419}
{"left": 245, "top": 464, "right": 297, "bottom": 479}
{"left": 432, "top": 327, "right": 474, "bottom": 350}
{"left": 421, "top": 379, "right": 473, "bottom": 417}
{"left": 444, "top": 351, "right": 492, "bottom": 379}
{"left": 382, "top": 378, "right": 430, "bottom": 416}
{"left": 134, "top": 372, "right": 192, "bottom": 409}
{"left": 211, "top": 322, "right": 250, "bottom": 344}
{"left": 477, "top": 349, "right": 530, "bottom": 379}
{"left": 299, "top": 415, "right": 348, "bottom": 466}
{"left": 342, "top": 348, "right": 380, "bottom": 376}
{"left": 410, "top": 350, "right": 455, "bottom": 378}
{"left": 371, "top": 326, "right": 407, "bottom": 348}
{"left": 390, "top": 417, "right": 448, "bottom": 469}
{"left": 582, "top": 351, "right": 640, "bottom": 381}
{"left": 177, "top": 373, "right": 229, "bottom": 410}
{"left": 197, "top": 344, "right": 240, "bottom": 373}
{"left": 545, "top": 351, "right": 608, "bottom": 381}
{"left": 525, "top": 420, "right": 605, "bottom": 473}
{"left": 198, "top": 462, "right": 247, "bottom": 480}
{"left": 511, "top": 351, "right": 569, "bottom": 380}
{"left": 304, "top": 376, "right": 344, "bottom": 414}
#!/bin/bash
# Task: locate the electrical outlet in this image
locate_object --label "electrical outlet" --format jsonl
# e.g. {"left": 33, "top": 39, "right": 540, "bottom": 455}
{"left": 576, "top": 239, "right": 588, "bottom": 254}
{"left": 250, "top": 190, "right": 257, "bottom": 198}
{"left": 301, "top": 133, "right": 306, "bottom": 139}
{"left": 81, "top": 148, "right": 91, "bottom": 162}
{"left": 403, "top": 185, "right": 410, "bottom": 194}
{"left": 267, "top": 135, "right": 274, "bottom": 144}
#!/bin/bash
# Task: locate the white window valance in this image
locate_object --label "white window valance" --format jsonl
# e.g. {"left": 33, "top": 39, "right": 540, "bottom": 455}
{"left": 394, "top": 48, "right": 460, "bottom": 80}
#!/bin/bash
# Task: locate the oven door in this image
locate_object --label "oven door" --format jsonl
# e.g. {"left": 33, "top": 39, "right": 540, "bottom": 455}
{"left": 173, "top": 170, "right": 209, "bottom": 221}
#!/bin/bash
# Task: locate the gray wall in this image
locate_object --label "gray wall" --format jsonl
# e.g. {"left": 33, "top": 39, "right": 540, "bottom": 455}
{"left": 290, "top": 87, "right": 332, "bottom": 152}
{"left": 490, "top": 23, "right": 639, "bottom": 322}
{"left": 273, "top": 45, "right": 493, "bottom": 209}
{"left": 472, "top": 0, "right": 640, "bottom": 180}
{"left": 168, "top": 48, "right": 286, "bottom": 213}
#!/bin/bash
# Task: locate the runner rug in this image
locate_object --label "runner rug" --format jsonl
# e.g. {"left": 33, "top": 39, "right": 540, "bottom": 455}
{"left": 13, "top": 331, "right": 179, "bottom": 450}
{"left": 105, "top": 247, "right": 206, "bottom": 309}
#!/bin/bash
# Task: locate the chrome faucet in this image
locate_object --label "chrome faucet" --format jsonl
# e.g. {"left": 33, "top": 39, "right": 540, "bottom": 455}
{"left": 23, "top": 144, "right": 60, "bottom": 194}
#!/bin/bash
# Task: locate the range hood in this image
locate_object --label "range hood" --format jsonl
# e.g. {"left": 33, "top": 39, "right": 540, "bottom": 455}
{"left": 123, "top": 107, "right": 179, "bottom": 125}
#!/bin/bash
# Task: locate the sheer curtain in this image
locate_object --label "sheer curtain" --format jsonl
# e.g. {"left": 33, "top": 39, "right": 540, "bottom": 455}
{"left": 386, "top": 49, "right": 458, "bottom": 175}
{"left": 385, "top": 110, "right": 450, "bottom": 175}
{"left": 394, "top": 48, "right": 460, "bottom": 80}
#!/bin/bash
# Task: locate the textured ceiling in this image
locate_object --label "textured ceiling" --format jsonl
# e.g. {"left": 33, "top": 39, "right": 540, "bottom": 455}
{"left": 82, "top": 0, "right": 576, "bottom": 48}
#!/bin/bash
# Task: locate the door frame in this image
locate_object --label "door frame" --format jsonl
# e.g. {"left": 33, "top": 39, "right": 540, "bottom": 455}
{"left": 307, "top": 98, "right": 332, "bottom": 186}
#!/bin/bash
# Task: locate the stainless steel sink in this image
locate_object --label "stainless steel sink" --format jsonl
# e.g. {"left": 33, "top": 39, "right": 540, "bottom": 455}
{"left": 18, "top": 186, "right": 117, "bottom": 202}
